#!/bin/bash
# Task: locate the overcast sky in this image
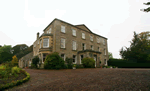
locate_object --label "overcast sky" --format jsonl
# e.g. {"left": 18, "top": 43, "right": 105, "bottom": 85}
{"left": 0, "top": 0, "right": 150, "bottom": 59}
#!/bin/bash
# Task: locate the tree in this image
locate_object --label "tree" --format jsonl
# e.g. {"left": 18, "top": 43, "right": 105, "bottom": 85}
{"left": 120, "top": 31, "right": 150, "bottom": 63}
{"left": 12, "top": 44, "right": 33, "bottom": 60}
{"left": 141, "top": 2, "right": 150, "bottom": 12}
{"left": 12, "top": 55, "right": 18, "bottom": 66}
{"left": 0, "top": 45, "right": 13, "bottom": 63}
{"left": 0, "top": 45, "right": 2, "bottom": 48}
{"left": 108, "top": 52, "right": 113, "bottom": 59}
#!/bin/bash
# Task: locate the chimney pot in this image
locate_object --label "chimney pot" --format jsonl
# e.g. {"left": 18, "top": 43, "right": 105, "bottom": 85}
{"left": 37, "top": 32, "right": 39, "bottom": 40}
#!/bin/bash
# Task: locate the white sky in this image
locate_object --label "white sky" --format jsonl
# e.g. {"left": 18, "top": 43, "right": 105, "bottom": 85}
{"left": 0, "top": 0, "right": 150, "bottom": 59}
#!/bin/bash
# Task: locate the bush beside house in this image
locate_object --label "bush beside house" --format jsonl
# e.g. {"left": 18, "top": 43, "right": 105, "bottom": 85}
{"left": 44, "top": 52, "right": 65, "bottom": 70}
{"left": 32, "top": 56, "right": 39, "bottom": 69}
{"left": 81, "top": 57, "right": 95, "bottom": 68}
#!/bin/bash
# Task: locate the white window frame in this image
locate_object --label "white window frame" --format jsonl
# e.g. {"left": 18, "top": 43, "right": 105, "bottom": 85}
{"left": 72, "top": 29, "right": 76, "bottom": 36}
{"left": 47, "top": 28, "right": 51, "bottom": 34}
{"left": 73, "top": 41, "right": 76, "bottom": 50}
{"left": 97, "top": 37, "right": 100, "bottom": 43}
{"left": 80, "top": 55, "right": 83, "bottom": 64}
{"left": 104, "top": 59, "right": 107, "bottom": 66}
{"left": 90, "top": 35, "right": 93, "bottom": 41}
{"left": 61, "top": 26, "right": 65, "bottom": 33}
{"left": 91, "top": 45, "right": 94, "bottom": 50}
{"left": 61, "top": 54, "right": 65, "bottom": 61}
{"left": 82, "top": 43, "right": 86, "bottom": 50}
{"left": 61, "top": 38, "right": 65, "bottom": 48}
{"left": 82, "top": 33, "right": 85, "bottom": 39}
{"left": 43, "top": 38, "right": 49, "bottom": 48}
{"left": 72, "top": 55, "right": 77, "bottom": 64}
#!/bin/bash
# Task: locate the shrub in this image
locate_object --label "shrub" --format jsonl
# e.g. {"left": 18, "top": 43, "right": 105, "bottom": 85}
{"left": 76, "top": 64, "right": 84, "bottom": 69}
{"left": 32, "top": 56, "right": 39, "bottom": 68}
{"left": 30, "top": 63, "right": 36, "bottom": 69}
{"left": 81, "top": 57, "right": 95, "bottom": 68}
{"left": 11, "top": 66, "right": 20, "bottom": 74}
{"left": 63, "top": 64, "right": 68, "bottom": 69}
{"left": 44, "top": 52, "right": 65, "bottom": 69}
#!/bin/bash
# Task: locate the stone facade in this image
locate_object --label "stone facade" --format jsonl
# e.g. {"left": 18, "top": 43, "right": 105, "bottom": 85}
{"left": 33, "top": 18, "right": 109, "bottom": 68}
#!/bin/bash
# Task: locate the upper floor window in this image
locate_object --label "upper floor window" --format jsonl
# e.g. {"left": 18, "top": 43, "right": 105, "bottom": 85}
{"left": 82, "top": 43, "right": 86, "bottom": 50}
{"left": 47, "top": 28, "right": 51, "bottom": 34}
{"left": 61, "top": 38, "right": 65, "bottom": 48}
{"left": 91, "top": 45, "right": 94, "bottom": 50}
{"left": 103, "top": 39, "right": 105, "bottom": 45}
{"left": 61, "top": 26, "right": 65, "bottom": 33}
{"left": 90, "top": 35, "right": 93, "bottom": 41}
{"left": 72, "top": 41, "right": 76, "bottom": 50}
{"left": 82, "top": 33, "right": 85, "bottom": 39}
{"left": 40, "top": 40, "right": 42, "bottom": 48}
{"left": 43, "top": 38, "right": 49, "bottom": 48}
{"left": 104, "top": 48, "right": 106, "bottom": 55}
{"left": 97, "top": 37, "right": 100, "bottom": 43}
{"left": 72, "top": 29, "right": 76, "bottom": 36}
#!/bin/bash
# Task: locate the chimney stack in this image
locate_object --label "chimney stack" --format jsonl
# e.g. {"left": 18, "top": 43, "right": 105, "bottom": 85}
{"left": 37, "top": 32, "right": 39, "bottom": 40}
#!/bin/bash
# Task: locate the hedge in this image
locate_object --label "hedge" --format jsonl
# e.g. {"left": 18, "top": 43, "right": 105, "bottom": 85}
{"left": 108, "top": 58, "right": 150, "bottom": 68}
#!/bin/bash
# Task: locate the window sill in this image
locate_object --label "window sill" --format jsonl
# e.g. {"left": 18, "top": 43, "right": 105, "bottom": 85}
{"left": 82, "top": 38, "right": 86, "bottom": 40}
{"left": 43, "top": 47, "right": 49, "bottom": 48}
{"left": 72, "top": 50, "right": 77, "bottom": 51}
{"left": 72, "top": 35, "right": 76, "bottom": 37}
{"left": 61, "top": 32, "right": 66, "bottom": 34}
{"left": 60, "top": 48, "right": 66, "bottom": 49}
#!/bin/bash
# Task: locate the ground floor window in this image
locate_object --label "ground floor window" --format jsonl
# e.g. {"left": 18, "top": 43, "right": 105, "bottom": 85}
{"left": 61, "top": 54, "right": 65, "bottom": 61}
{"left": 43, "top": 54, "right": 47, "bottom": 62}
{"left": 80, "top": 55, "right": 84, "bottom": 64}
{"left": 73, "top": 55, "right": 76, "bottom": 63}
{"left": 104, "top": 59, "right": 107, "bottom": 65}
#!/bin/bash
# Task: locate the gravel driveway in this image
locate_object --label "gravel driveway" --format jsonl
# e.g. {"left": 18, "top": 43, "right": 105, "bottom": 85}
{"left": 6, "top": 68, "right": 150, "bottom": 91}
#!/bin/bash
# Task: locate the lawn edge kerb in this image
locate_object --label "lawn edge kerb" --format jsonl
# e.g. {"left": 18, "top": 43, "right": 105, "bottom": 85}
{"left": 0, "top": 69, "right": 30, "bottom": 90}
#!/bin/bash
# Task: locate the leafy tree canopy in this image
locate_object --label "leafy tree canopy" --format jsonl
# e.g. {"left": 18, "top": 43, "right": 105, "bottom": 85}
{"left": 12, "top": 44, "right": 33, "bottom": 59}
{"left": 120, "top": 31, "right": 150, "bottom": 63}
{"left": 0, "top": 45, "right": 13, "bottom": 54}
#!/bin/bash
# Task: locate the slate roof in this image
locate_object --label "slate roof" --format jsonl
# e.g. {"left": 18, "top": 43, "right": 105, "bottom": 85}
{"left": 20, "top": 52, "right": 33, "bottom": 61}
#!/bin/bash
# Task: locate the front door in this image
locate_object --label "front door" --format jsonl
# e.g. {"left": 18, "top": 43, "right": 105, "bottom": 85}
{"left": 94, "top": 55, "right": 97, "bottom": 67}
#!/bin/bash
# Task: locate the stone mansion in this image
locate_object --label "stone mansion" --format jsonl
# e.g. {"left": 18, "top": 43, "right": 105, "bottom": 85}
{"left": 19, "top": 18, "right": 108, "bottom": 68}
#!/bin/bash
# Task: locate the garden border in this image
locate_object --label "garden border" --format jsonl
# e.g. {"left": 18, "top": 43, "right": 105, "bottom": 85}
{"left": 0, "top": 69, "right": 30, "bottom": 90}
